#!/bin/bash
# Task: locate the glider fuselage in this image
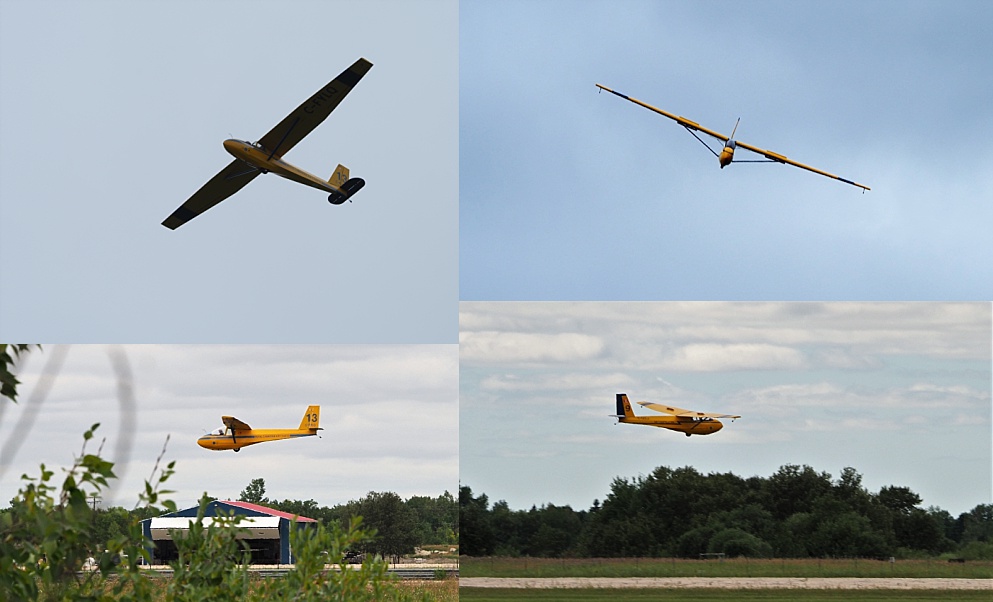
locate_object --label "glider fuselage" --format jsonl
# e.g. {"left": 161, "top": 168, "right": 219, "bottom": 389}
{"left": 197, "top": 427, "right": 318, "bottom": 451}
{"left": 617, "top": 414, "right": 725, "bottom": 435}
{"left": 223, "top": 139, "right": 339, "bottom": 194}
{"left": 719, "top": 140, "right": 735, "bottom": 168}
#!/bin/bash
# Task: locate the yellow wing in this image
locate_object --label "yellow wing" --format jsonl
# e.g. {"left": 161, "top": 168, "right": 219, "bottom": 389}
{"left": 638, "top": 401, "right": 740, "bottom": 420}
{"left": 596, "top": 84, "right": 729, "bottom": 142}
{"left": 162, "top": 160, "right": 261, "bottom": 229}
{"left": 596, "top": 83, "right": 870, "bottom": 191}
{"left": 256, "top": 57, "right": 373, "bottom": 160}
{"left": 222, "top": 416, "right": 252, "bottom": 431}
{"left": 732, "top": 139, "right": 870, "bottom": 191}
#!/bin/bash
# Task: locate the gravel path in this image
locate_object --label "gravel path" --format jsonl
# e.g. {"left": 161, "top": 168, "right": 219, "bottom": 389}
{"left": 459, "top": 577, "right": 992, "bottom": 590}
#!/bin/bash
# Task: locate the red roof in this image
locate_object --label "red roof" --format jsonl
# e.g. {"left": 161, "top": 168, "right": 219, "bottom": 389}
{"left": 220, "top": 500, "right": 317, "bottom": 522}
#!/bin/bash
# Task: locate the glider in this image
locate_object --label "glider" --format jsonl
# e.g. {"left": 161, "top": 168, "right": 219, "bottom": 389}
{"left": 162, "top": 58, "right": 372, "bottom": 229}
{"left": 596, "top": 84, "right": 870, "bottom": 191}
{"left": 197, "top": 405, "right": 322, "bottom": 452}
{"left": 610, "top": 393, "right": 739, "bottom": 437}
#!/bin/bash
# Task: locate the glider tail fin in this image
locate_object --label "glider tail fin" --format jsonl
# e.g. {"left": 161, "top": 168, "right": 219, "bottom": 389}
{"left": 613, "top": 393, "right": 635, "bottom": 419}
{"left": 299, "top": 405, "right": 321, "bottom": 431}
{"left": 329, "top": 164, "right": 350, "bottom": 187}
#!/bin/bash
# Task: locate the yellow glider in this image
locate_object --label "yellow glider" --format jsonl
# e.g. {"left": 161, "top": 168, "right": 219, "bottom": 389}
{"left": 611, "top": 393, "right": 739, "bottom": 437}
{"left": 163, "top": 58, "right": 373, "bottom": 229}
{"left": 596, "top": 84, "right": 870, "bottom": 191}
{"left": 197, "top": 405, "right": 321, "bottom": 452}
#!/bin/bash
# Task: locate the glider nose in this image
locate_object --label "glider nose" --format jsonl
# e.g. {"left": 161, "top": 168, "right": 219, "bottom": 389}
{"left": 197, "top": 436, "right": 212, "bottom": 449}
{"left": 222, "top": 139, "right": 241, "bottom": 154}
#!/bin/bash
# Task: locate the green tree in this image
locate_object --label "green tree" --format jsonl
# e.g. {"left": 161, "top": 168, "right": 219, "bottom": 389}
{"left": 237, "top": 478, "right": 268, "bottom": 505}
{"left": 958, "top": 503, "right": 993, "bottom": 544}
{"left": 835, "top": 467, "right": 873, "bottom": 513}
{"left": 405, "top": 491, "right": 458, "bottom": 545}
{"left": 0, "top": 424, "right": 176, "bottom": 602}
{"left": 0, "top": 343, "right": 37, "bottom": 403}
{"left": 525, "top": 504, "right": 582, "bottom": 557}
{"left": 354, "top": 491, "right": 418, "bottom": 563}
{"left": 459, "top": 486, "right": 494, "bottom": 556}
{"left": 765, "top": 464, "right": 833, "bottom": 520}
{"left": 166, "top": 504, "right": 251, "bottom": 602}
{"left": 877, "top": 485, "right": 922, "bottom": 515}
{"left": 708, "top": 527, "right": 773, "bottom": 558}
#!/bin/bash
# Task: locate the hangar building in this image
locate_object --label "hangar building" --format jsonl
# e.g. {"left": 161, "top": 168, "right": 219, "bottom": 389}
{"left": 141, "top": 500, "right": 317, "bottom": 564}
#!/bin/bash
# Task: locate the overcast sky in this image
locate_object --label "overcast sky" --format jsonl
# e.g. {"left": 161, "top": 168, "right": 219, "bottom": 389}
{"left": 0, "top": 1, "right": 457, "bottom": 343}
{"left": 461, "top": 1, "right": 993, "bottom": 300}
{"left": 0, "top": 345, "right": 458, "bottom": 511}
{"left": 460, "top": 302, "right": 991, "bottom": 517}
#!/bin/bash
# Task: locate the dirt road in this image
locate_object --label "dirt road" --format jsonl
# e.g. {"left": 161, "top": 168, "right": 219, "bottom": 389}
{"left": 460, "top": 577, "right": 991, "bottom": 590}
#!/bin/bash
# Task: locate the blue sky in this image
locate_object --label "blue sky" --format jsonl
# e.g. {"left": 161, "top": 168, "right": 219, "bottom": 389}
{"left": 1, "top": 0, "right": 990, "bottom": 529}
{"left": 460, "top": 1, "right": 993, "bottom": 300}
{"left": 0, "top": 1, "right": 458, "bottom": 343}
{"left": 0, "top": 345, "right": 458, "bottom": 509}
{"left": 460, "top": 302, "right": 991, "bottom": 516}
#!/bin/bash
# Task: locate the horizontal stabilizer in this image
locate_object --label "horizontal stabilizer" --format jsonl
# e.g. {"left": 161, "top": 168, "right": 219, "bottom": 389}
{"left": 328, "top": 177, "right": 365, "bottom": 205}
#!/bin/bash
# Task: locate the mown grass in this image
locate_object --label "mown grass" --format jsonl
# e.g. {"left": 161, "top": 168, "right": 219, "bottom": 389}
{"left": 459, "top": 588, "right": 993, "bottom": 602}
{"left": 461, "top": 556, "right": 993, "bottom": 579}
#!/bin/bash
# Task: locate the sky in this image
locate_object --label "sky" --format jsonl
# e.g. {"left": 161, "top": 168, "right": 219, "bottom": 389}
{"left": 2, "top": 0, "right": 991, "bottom": 535}
{"left": 0, "top": 1, "right": 458, "bottom": 343}
{"left": 460, "top": 1, "right": 993, "bottom": 300}
{"left": 0, "top": 345, "right": 458, "bottom": 511}
{"left": 460, "top": 302, "right": 992, "bottom": 517}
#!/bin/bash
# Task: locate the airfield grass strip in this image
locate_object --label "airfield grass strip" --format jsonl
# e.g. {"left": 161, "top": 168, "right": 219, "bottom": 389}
{"left": 461, "top": 557, "right": 993, "bottom": 579}
{"left": 459, "top": 588, "right": 993, "bottom": 602}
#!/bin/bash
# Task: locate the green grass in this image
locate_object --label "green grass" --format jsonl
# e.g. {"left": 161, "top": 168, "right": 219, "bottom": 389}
{"left": 459, "top": 588, "right": 993, "bottom": 602}
{"left": 460, "top": 557, "right": 993, "bottom": 579}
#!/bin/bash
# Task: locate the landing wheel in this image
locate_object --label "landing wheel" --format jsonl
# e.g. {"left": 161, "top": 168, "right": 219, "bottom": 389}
{"left": 234, "top": 448, "right": 240, "bottom": 452}
{"left": 685, "top": 433, "right": 691, "bottom": 437}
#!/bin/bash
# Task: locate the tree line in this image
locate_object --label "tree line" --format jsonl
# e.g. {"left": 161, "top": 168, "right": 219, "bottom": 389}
{"left": 235, "top": 477, "right": 458, "bottom": 562}
{"left": 460, "top": 464, "right": 993, "bottom": 560}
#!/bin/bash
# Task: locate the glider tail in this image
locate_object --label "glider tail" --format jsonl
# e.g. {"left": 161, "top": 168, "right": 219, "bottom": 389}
{"left": 329, "top": 164, "right": 350, "bottom": 187}
{"left": 299, "top": 405, "right": 321, "bottom": 431}
{"left": 327, "top": 164, "right": 366, "bottom": 205}
{"left": 612, "top": 393, "right": 636, "bottom": 419}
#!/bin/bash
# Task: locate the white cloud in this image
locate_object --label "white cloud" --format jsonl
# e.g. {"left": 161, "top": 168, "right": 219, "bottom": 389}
{"left": 460, "top": 331, "right": 605, "bottom": 363}
{"left": 662, "top": 343, "right": 808, "bottom": 371}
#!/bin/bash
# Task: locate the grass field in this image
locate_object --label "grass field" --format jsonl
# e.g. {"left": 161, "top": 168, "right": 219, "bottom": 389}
{"left": 459, "top": 588, "right": 992, "bottom": 602}
{"left": 461, "top": 557, "right": 993, "bottom": 579}
{"left": 40, "top": 575, "right": 458, "bottom": 601}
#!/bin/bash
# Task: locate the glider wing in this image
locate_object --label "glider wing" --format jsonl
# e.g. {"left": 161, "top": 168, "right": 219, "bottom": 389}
{"left": 639, "top": 402, "right": 740, "bottom": 419}
{"left": 257, "top": 57, "right": 373, "bottom": 160}
{"left": 595, "top": 84, "right": 729, "bottom": 142}
{"left": 162, "top": 160, "right": 261, "bottom": 229}
{"left": 222, "top": 416, "right": 252, "bottom": 431}
{"left": 733, "top": 139, "right": 870, "bottom": 191}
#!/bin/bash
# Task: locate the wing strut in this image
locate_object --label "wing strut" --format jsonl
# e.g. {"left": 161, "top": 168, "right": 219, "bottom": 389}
{"left": 224, "top": 165, "right": 261, "bottom": 180}
{"left": 265, "top": 116, "right": 300, "bottom": 161}
{"left": 684, "top": 126, "right": 720, "bottom": 158}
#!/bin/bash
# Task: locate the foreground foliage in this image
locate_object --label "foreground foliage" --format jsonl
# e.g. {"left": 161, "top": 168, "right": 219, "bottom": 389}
{"left": 0, "top": 425, "right": 434, "bottom": 601}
